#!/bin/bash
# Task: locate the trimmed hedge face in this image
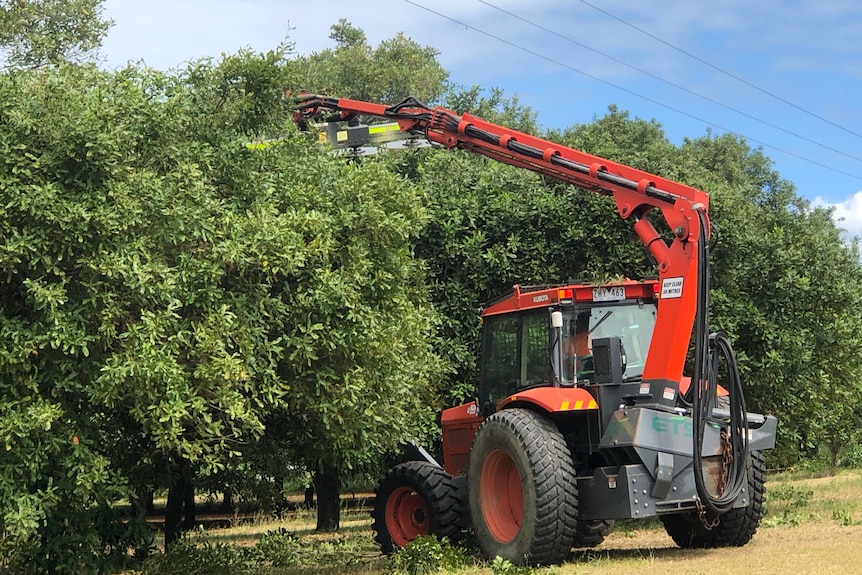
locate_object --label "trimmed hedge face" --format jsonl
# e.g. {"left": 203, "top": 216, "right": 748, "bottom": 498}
{"left": 0, "top": 58, "right": 441, "bottom": 572}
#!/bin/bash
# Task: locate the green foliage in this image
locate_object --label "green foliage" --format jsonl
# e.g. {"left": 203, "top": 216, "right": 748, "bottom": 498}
{"left": 490, "top": 556, "right": 537, "bottom": 575}
{"left": 252, "top": 528, "right": 366, "bottom": 568}
{"left": 297, "top": 19, "right": 448, "bottom": 105}
{"left": 763, "top": 483, "right": 813, "bottom": 527}
{"left": 141, "top": 527, "right": 372, "bottom": 574}
{"left": 254, "top": 151, "right": 446, "bottom": 481}
{"left": 0, "top": 0, "right": 112, "bottom": 68}
{"left": 403, "top": 107, "right": 661, "bottom": 406}
{"left": 831, "top": 508, "right": 857, "bottom": 527}
{"left": 769, "top": 484, "right": 814, "bottom": 508}
{"left": 401, "top": 101, "right": 862, "bottom": 469}
{"left": 837, "top": 444, "right": 862, "bottom": 469}
{"left": 551, "top": 104, "right": 680, "bottom": 177}
{"left": 783, "top": 455, "right": 831, "bottom": 478}
{"left": 443, "top": 85, "right": 539, "bottom": 134}
{"left": 252, "top": 528, "right": 312, "bottom": 568}
{"left": 0, "top": 40, "right": 445, "bottom": 567}
{"left": 387, "top": 535, "right": 472, "bottom": 575}
{"left": 141, "top": 537, "right": 257, "bottom": 575}
{"left": 677, "top": 131, "right": 862, "bottom": 468}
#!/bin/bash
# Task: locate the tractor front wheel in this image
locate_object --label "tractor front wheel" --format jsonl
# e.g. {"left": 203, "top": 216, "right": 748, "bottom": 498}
{"left": 371, "top": 461, "right": 466, "bottom": 554}
{"left": 468, "top": 408, "right": 578, "bottom": 566}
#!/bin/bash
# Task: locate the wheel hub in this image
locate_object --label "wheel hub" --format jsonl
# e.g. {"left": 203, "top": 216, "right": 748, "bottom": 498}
{"left": 385, "top": 487, "right": 429, "bottom": 547}
{"left": 479, "top": 448, "right": 523, "bottom": 543}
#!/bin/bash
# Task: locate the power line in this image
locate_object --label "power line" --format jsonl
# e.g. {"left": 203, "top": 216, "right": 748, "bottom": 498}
{"left": 477, "top": 0, "right": 862, "bottom": 165}
{"left": 576, "top": 0, "right": 862, "bottom": 142}
{"left": 400, "top": 0, "right": 862, "bottom": 182}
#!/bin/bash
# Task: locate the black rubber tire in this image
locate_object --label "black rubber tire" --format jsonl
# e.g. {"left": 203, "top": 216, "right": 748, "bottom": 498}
{"left": 661, "top": 450, "right": 766, "bottom": 548}
{"left": 371, "top": 461, "right": 467, "bottom": 554}
{"left": 467, "top": 408, "right": 578, "bottom": 566}
{"left": 572, "top": 519, "right": 613, "bottom": 548}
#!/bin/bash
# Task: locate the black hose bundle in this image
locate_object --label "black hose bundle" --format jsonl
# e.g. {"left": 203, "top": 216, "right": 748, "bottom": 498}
{"left": 689, "top": 211, "right": 750, "bottom": 516}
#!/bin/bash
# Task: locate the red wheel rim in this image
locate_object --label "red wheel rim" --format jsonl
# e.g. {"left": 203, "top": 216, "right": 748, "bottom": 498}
{"left": 480, "top": 448, "right": 523, "bottom": 543}
{"left": 385, "top": 486, "right": 429, "bottom": 547}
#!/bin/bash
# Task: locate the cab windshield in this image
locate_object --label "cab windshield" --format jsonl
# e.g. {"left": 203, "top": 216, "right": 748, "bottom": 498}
{"left": 561, "top": 302, "right": 656, "bottom": 383}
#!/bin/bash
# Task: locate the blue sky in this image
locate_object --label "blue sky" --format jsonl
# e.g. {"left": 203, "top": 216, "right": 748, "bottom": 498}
{"left": 101, "top": 0, "right": 862, "bottom": 235}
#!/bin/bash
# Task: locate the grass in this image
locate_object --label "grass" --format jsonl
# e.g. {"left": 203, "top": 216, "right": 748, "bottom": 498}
{"left": 136, "top": 469, "right": 862, "bottom": 575}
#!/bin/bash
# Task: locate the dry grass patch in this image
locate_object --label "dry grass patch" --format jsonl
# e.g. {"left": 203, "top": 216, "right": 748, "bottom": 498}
{"left": 565, "top": 521, "right": 862, "bottom": 575}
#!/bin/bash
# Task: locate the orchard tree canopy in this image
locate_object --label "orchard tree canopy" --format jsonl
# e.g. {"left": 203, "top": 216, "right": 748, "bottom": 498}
{"left": 0, "top": 52, "right": 298, "bottom": 569}
{"left": 399, "top": 102, "right": 862, "bottom": 466}
{"left": 679, "top": 131, "right": 862, "bottom": 467}
{"left": 0, "top": 43, "right": 445, "bottom": 571}
{"left": 297, "top": 19, "right": 449, "bottom": 105}
{"left": 0, "top": 0, "right": 112, "bottom": 68}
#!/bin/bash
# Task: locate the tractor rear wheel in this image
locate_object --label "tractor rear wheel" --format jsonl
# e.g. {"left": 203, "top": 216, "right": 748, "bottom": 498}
{"left": 467, "top": 408, "right": 578, "bottom": 566}
{"left": 661, "top": 450, "right": 766, "bottom": 548}
{"left": 371, "top": 461, "right": 466, "bottom": 554}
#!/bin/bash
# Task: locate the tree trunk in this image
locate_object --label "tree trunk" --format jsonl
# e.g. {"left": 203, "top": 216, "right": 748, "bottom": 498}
{"left": 304, "top": 482, "right": 315, "bottom": 509}
{"left": 164, "top": 456, "right": 194, "bottom": 550}
{"left": 221, "top": 488, "right": 234, "bottom": 512}
{"left": 130, "top": 488, "right": 153, "bottom": 519}
{"left": 313, "top": 466, "right": 341, "bottom": 532}
{"left": 183, "top": 473, "right": 196, "bottom": 530}
{"left": 164, "top": 480, "right": 184, "bottom": 550}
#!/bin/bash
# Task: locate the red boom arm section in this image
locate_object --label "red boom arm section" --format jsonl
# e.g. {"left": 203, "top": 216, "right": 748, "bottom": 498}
{"left": 291, "top": 93, "right": 711, "bottom": 391}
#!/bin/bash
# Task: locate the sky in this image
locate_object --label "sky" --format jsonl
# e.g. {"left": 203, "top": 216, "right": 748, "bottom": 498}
{"left": 100, "top": 0, "right": 862, "bottom": 236}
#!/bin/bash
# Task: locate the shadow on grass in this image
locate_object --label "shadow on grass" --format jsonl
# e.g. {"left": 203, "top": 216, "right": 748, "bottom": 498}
{"left": 572, "top": 545, "right": 709, "bottom": 563}
{"left": 242, "top": 545, "right": 701, "bottom": 575}
{"left": 259, "top": 557, "right": 388, "bottom": 575}
{"left": 196, "top": 523, "right": 375, "bottom": 546}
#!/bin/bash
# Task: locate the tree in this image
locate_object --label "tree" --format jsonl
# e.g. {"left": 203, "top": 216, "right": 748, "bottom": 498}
{"left": 676, "top": 131, "right": 862, "bottom": 468}
{"left": 0, "top": 41, "right": 450, "bottom": 571}
{"left": 403, "top": 103, "right": 862, "bottom": 472}
{"left": 297, "top": 19, "right": 449, "bottom": 105}
{"left": 0, "top": 49, "right": 301, "bottom": 569}
{"left": 0, "top": 0, "right": 112, "bottom": 68}
{"left": 260, "top": 152, "right": 445, "bottom": 532}
{"left": 443, "top": 85, "right": 540, "bottom": 135}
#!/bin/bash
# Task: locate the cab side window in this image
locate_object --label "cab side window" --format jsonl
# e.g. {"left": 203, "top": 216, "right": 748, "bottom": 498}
{"left": 480, "top": 311, "right": 550, "bottom": 409}
{"left": 480, "top": 315, "right": 519, "bottom": 407}
{"left": 521, "top": 311, "right": 550, "bottom": 387}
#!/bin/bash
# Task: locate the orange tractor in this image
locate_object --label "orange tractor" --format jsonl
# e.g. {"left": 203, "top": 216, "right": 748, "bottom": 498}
{"left": 292, "top": 93, "right": 777, "bottom": 566}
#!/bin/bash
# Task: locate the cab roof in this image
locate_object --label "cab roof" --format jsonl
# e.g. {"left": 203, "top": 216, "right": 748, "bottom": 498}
{"left": 481, "top": 279, "right": 659, "bottom": 317}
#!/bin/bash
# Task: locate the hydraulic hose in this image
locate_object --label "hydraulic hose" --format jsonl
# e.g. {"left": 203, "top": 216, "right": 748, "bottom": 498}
{"left": 690, "top": 211, "right": 750, "bottom": 516}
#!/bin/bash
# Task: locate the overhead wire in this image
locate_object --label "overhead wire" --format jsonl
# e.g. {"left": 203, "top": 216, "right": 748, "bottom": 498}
{"left": 400, "top": 0, "right": 862, "bottom": 182}
{"left": 477, "top": 0, "right": 862, "bottom": 165}
{"left": 576, "top": 0, "right": 862, "bottom": 142}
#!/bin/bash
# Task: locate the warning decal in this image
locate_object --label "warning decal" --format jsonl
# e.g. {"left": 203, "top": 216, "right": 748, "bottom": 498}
{"left": 661, "top": 277, "right": 684, "bottom": 299}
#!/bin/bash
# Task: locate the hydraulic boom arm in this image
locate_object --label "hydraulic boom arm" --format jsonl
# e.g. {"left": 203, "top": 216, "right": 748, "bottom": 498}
{"left": 291, "top": 92, "right": 710, "bottom": 407}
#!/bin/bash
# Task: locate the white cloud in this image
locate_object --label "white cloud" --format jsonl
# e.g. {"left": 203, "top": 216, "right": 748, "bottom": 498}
{"left": 814, "top": 191, "right": 862, "bottom": 240}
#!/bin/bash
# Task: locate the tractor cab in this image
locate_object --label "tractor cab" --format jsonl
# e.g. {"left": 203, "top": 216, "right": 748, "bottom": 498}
{"left": 477, "top": 281, "right": 658, "bottom": 416}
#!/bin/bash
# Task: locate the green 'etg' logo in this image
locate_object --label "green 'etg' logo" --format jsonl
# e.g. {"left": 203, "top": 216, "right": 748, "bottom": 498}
{"left": 652, "top": 415, "right": 693, "bottom": 438}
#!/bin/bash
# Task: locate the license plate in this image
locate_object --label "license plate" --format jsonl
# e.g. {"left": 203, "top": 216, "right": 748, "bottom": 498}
{"left": 592, "top": 286, "right": 625, "bottom": 302}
